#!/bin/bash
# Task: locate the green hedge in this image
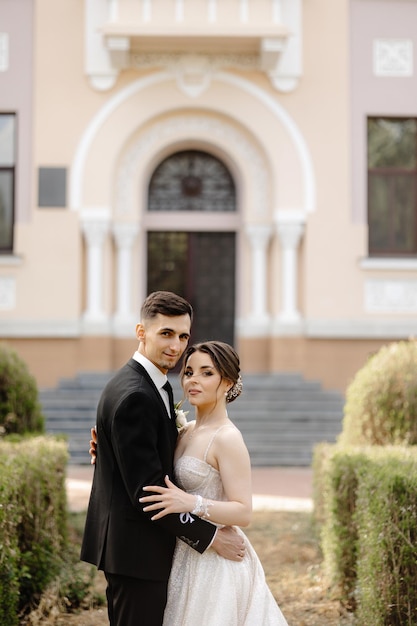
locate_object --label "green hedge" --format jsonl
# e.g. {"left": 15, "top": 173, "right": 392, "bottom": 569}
{"left": 313, "top": 444, "right": 417, "bottom": 622}
{"left": 0, "top": 437, "right": 68, "bottom": 624}
{"left": 0, "top": 457, "right": 20, "bottom": 624}
{"left": 356, "top": 457, "right": 417, "bottom": 625}
{"left": 313, "top": 444, "right": 368, "bottom": 608}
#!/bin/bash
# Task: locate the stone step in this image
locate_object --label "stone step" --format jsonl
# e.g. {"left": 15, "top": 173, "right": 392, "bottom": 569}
{"left": 41, "top": 371, "right": 344, "bottom": 467}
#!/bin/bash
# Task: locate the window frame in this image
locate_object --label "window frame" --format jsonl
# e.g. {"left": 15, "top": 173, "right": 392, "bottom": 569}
{"left": 367, "top": 116, "right": 417, "bottom": 257}
{"left": 0, "top": 112, "right": 16, "bottom": 253}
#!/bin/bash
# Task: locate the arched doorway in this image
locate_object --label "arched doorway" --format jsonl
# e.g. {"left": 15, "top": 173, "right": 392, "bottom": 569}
{"left": 147, "top": 149, "right": 237, "bottom": 346}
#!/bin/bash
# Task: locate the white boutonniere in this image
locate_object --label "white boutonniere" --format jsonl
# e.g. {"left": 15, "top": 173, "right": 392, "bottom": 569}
{"left": 174, "top": 402, "right": 189, "bottom": 432}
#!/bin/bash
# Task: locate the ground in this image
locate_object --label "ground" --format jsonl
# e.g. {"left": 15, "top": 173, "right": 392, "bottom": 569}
{"left": 25, "top": 510, "right": 355, "bottom": 626}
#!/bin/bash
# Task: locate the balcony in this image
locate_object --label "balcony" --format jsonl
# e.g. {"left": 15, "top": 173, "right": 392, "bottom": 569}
{"left": 86, "top": 0, "right": 302, "bottom": 92}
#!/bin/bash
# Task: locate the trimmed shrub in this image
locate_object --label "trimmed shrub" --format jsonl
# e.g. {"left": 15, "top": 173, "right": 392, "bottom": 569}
{"left": 317, "top": 445, "right": 369, "bottom": 609}
{"left": 356, "top": 457, "right": 417, "bottom": 625}
{"left": 312, "top": 442, "right": 336, "bottom": 530}
{"left": 339, "top": 339, "right": 417, "bottom": 446}
{"left": 314, "top": 443, "right": 417, "bottom": 620}
{"left": 0, "top": 344, "right": 44, "bottom": 435}
{"left": 0, "top": 437, "right": 68, "bottom": 621}
{"left": 0, "top": 457, "right": 20, "bottom": 626}
{"left": 16, "top": 440, "right": 69, "bottom": 609}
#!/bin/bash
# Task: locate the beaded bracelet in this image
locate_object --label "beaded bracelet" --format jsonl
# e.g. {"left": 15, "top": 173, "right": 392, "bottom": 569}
{"left": 201, "top": 499, "right": 213, "bottom": 519}
{"left": 192, "top": 494, "right": 204, "bottom": 516}
{"left": 191, "top": 495, "right": 213, "bottom": 519}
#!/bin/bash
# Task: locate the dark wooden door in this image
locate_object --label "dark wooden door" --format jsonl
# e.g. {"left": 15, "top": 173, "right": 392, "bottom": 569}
{"left": 147, "top": 231, "right": 235, "bottom": 346}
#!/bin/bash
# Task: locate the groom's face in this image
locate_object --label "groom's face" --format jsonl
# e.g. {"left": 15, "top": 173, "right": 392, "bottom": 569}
{"left": 136, "top": 313, "right": 191, "bottom": 373}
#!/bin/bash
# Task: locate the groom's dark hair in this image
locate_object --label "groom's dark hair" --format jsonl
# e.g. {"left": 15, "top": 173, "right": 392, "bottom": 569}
{"left": 141, "top": 291, "right": 193, "bottom": 323}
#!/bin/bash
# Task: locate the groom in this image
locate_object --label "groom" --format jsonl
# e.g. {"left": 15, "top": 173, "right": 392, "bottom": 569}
{"left": 81, "top": 291, "right": 245, "bottom": 626}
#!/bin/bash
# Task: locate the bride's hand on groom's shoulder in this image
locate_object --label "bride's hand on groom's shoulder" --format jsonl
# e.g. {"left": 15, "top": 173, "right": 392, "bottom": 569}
{"left": 140, "top": 475, "right": 196, "bottom": 520}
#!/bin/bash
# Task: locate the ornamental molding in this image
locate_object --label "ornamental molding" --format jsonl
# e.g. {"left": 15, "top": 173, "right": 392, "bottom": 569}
{"left": 85, "top": 0, "right": 302, "bottom": 92}
{"left": 131, "top": 52, "right": 259, "bottom": 98}
{"left": 115, "top": 114, "right": 269, "bottom": 218}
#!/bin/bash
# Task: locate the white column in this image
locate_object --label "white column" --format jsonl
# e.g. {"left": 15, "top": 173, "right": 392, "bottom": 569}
{"left": 245, "top": 224, "right": 273, "bottom": 327}
{"left": 108, "top": 0, "right": 118, "bottom": 21}
{"left": 142, "top": 0, "right": 151, "bottom": 22}
{"left": 80, "top": 209, "right": 111, "bottom": 330}
{"left": 239, "top": 0, "right": 249, "bottom": 22}
{"left": 208, "top": 0, "right": 217, "bottom": 22}
{"left": 112, "top": 222, "right": 139, "bottom": 333}
{"left": 175, "top": 0, "right": 184, "bottom": 21}
{"left": 275, "top": 210, "right": 305, "bottom": 324}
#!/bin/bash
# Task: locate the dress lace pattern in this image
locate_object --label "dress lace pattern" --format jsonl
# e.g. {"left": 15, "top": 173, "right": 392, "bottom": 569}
{"left": 162, "top": 429, "right": 289, "bottom": 626}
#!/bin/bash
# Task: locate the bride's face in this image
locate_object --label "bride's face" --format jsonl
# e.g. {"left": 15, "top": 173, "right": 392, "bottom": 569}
{"left": 183, "top": 351, "right": 231, "bottom": 409}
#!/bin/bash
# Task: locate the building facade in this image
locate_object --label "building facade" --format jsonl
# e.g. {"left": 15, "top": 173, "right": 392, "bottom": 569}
{"left": 0, "top": 0, "right": 416, "bottom": 392}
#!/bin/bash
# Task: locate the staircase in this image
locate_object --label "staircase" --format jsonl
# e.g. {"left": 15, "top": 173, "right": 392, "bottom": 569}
{"left": 40, "top": 372, "right": 344, "bottom": 466}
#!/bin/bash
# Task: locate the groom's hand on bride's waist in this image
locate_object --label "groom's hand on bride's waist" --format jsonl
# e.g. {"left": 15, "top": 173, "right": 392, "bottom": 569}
{"left": 211, "top": 526, "right": 246, "bottom": 562}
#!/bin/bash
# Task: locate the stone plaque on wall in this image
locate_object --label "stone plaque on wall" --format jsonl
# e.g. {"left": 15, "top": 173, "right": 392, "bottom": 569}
{"left": 365, "top": 279, "right": 417, "bottom": 313}
{"left": 0, "top": 33, "right": 9, "bottom": 72}
{"left": 373, "top": 39, "right": 413, "bottom": 77}
{"left": 0, "top": 276, "right": 16, "bottom": 310}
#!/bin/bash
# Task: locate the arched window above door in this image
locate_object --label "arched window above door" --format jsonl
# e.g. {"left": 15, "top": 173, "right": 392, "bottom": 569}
{"left": 148, "top": 150, "right": 236, "bottom": 212}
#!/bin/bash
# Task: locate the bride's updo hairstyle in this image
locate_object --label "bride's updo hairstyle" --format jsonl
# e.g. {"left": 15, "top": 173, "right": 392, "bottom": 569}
{"left": 180, "top": 341, "right": 243, "bottom": 403}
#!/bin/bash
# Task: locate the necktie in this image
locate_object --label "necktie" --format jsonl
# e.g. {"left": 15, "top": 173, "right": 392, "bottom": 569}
{"left": 162, "top": 380, "right": 175, "bottom": 419}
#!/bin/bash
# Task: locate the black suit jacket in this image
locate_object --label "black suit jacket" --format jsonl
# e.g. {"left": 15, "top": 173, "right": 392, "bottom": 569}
{"left": 80, "top": 359, "right": 216, "bottom": 581}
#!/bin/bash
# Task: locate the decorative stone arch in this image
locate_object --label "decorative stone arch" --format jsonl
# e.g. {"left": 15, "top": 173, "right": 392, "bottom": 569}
{"left": 70, "top": 71, "right": 315, "bottom": 214}
{"left": 73, "top": 70, "right": 315, "bottom": 336}
{"left": 114, "top": 112, "right": 269, "bottom": 219}
{"left": 110, "top": 111, "right": 270, "bottom": 336}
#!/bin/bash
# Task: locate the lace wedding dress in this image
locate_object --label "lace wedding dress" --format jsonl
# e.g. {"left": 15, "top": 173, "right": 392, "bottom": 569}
{"left": 163, "top": 430, "right": 289, "bottom": 625}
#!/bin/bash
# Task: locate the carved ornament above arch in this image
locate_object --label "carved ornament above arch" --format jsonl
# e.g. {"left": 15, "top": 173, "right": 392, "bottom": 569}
{"left": 114, "top": 114, "right": 269, "bottom": 219}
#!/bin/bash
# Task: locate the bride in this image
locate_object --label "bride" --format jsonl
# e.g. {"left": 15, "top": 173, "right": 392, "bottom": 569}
{"left": 140, "top": 341, "right": 289, "bottom": 625}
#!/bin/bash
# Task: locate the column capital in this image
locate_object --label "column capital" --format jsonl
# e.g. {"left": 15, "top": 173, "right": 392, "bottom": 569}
{"left": 80, "top": 207, "right": 111, "bottom": 245}
{"left": 245, "top": 223, "right": 273, "bottom": 247}
{"left": 274, "top": 210, "right": 306, "bottom": 248}
{"left": 112, "top": 222, "right": 140, "bottom": 248}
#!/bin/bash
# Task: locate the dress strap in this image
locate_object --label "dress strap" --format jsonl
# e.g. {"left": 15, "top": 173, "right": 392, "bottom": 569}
{"left": 203, "top": 425, "right": 231, "bottom": 462}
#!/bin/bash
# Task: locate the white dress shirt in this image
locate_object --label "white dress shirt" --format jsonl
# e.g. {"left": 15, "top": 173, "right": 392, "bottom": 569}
{"left": 132, "top": 351, "right": 171, "bottom": 417}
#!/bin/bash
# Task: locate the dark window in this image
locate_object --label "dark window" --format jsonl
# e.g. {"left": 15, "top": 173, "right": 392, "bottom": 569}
{"left": 0, "top": 113, "right": 15, "bottom": 252}
{"left": 148, "top": 150, "right": 236, "bottom": 212}
{"left": 368, "top": 118, "right": 417, "bottom": 256}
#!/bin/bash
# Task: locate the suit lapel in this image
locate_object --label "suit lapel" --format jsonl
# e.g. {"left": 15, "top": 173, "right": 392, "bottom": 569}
{"left": 127, "top": 359, "right": 178, "bottom": 438}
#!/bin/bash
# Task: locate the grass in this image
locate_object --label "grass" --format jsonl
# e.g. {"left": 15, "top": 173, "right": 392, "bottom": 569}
{"left": 23, "top": 510, "right": 355, "bottom": 626}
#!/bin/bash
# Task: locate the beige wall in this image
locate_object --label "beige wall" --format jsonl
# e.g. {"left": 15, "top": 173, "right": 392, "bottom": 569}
{"left": 1, "top": 0, "right": 415, "bottom": 397}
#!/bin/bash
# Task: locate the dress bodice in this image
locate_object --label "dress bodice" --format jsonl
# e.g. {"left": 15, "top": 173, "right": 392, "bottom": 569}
{"left": 174, "top": 425, "right": 229, "bottom": 501}
{"left": 175, "top": 456, "right": 226, "bottom": 501}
